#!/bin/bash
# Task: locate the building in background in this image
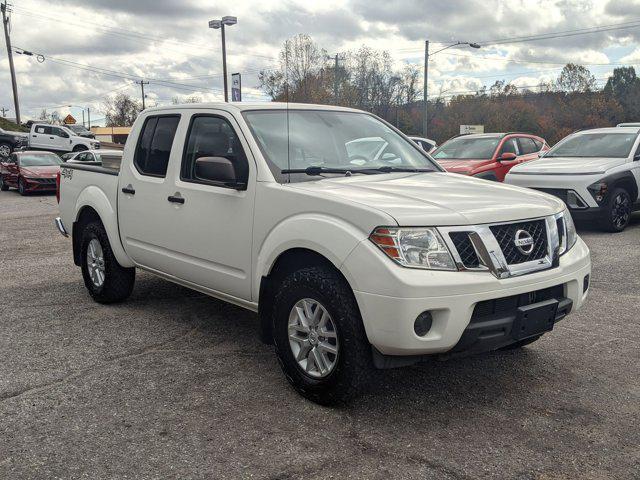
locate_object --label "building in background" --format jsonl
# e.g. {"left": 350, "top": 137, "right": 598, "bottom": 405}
{"left": 90, "top": 126, "right": 131, "bottom": 144}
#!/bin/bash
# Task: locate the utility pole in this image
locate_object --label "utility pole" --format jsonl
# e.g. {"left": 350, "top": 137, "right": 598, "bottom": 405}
{"left": 87, "top": 107, "right": 91, "bottom": 129}
{"left": 137, "top": 80, "right": 149, "bottom": 110}
{"left": 82, "top": 109, "right": 85, "bottom": 127}
{"left": 327, "top": 54, "right": 343, "bottom": 105}
{"left": 423, "top": 40, "right": 429, "bottom": 139}
{"left": 2, "top": 1, "right": 20, "bottom": 124}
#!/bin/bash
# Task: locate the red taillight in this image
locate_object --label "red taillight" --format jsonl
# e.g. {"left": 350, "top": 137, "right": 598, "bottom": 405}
{"left": 56, "top": 170, "right": 61, "bottom": 204}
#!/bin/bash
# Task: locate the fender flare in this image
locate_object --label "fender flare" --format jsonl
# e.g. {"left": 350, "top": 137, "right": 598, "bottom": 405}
{"left": 599, "top": 170, "right": 639, "bottom": 202}
{"left": 253, "top": 213, "right": 368, "bottom": 301}
{"left": 74, "top": 185, "right": 134, "bottom": 267}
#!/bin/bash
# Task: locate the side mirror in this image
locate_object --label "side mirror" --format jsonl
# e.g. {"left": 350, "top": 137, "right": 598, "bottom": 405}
{"left": 498, "top": 152, "right": 517, "bottom": 161}
{"left": 195, "top": 156, "right": 245, "bottom": 189}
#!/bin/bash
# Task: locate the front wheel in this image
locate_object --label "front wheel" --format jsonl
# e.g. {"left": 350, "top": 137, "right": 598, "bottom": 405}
{"left": 73, "top": 145, "right": 88, "bottom": 152}
{"left": 271, "top": 266, "right": 373, "bottom": 405}
{"left": 600, "top": 187, "right": 632, "bottom": 232}
{"left": 80, "top": 222, "right": 135, "bottom": 303}
{"left": 18, "top": 177, "right": 27, "bottom": 195}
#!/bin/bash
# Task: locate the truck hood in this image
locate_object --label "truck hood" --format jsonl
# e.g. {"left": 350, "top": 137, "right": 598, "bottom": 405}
{"left": 289, "top": 172, "right": 564, "bottom": 226}
{"left": 436, "top": 159, "right": 486, "bottom": 175}
{"left": 20, "top": 166, "right": 60, "bottom": 177}
{"left": 509, "top": 156, "right": 628, "bottom": 175}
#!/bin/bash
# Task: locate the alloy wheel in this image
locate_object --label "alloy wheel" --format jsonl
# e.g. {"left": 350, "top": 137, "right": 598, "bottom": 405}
{"left": 86, "top": 238, "right": 106, "bottom": 287}
{"left": 0, "top": 144, "right": 10, "bottom": 157}
{"left": 288, "top": 298, "right": 339, "bottom": 378}
{"left": 612, "top": 192, "right": 631, "bottom": 229}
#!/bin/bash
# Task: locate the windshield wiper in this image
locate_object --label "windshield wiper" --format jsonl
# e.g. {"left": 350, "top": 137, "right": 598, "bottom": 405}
{"left": 367, "top": 166, "right": 433, "bottom": 173}
{"left": 281, "top": 166, "right": 377, "bottom": 176}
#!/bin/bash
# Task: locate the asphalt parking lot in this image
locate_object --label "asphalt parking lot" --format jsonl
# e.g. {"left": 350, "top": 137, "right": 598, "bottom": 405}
{"left": 0, "top": 190, "right": 638, "bottom": 479}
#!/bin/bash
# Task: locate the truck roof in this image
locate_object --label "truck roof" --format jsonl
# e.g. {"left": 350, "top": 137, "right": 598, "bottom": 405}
{"left": 143, "top": 102, "right": 365, "bottom": 115}
{"left": 576, "top": 126, "right": 640, "bottom": 134}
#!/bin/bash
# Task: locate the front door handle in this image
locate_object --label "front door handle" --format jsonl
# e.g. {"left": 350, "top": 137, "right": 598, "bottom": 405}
{"left": 167, "top": 193, "right": 185, "bottom": 204}
{"left": 121, "top": 185, "right": 135, "bottom": 195}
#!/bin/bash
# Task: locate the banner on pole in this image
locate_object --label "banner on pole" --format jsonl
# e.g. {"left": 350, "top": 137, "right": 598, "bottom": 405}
{"left": 231, "top": 73, "right": 241, "bottom": 102}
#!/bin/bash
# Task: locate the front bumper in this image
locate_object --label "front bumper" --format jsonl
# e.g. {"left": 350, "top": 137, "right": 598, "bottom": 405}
{"left": 23, "top": 178, "right": 57, "bottom": 192}
{"left": 342, "top": 237, "right": 590, "bottom": 356}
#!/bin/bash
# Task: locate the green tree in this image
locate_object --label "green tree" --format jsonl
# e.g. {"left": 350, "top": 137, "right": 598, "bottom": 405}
{"left": 556, "top": 64, "right": 597, "bottom": 93}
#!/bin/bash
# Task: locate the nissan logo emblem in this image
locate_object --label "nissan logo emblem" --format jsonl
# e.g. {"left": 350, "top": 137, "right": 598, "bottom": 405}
{"left": 514, "top": 229, "right": 534, "bottom": 255}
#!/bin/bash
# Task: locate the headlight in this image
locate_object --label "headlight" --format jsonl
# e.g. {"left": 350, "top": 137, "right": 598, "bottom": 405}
{"left": 13, "top": 136, "right": 22, "bottom": 141}
{"left": 558, "top": 209, "right": 577, "bottom": 255}
{"left": 587, "top": 181, "right": 607, "bottom": 203}
{"left": 370, "top": 227, "right": 456, "bottom": 270}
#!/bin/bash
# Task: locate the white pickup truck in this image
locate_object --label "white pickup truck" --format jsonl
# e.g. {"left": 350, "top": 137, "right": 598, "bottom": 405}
{"left": 56, "top": 103, "right": 591, "bottom": 404}
{"left": 29, "top": 123, "right": 99, "bottom": 153}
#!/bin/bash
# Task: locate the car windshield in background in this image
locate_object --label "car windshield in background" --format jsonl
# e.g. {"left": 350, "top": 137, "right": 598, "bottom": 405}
{"left": 242, "top": 110, "right": 439, "bottom": 182}
{"left": 19, "top": 154, "right": 62, "bottom": 166}
{"left": 432, "top": 136, "right": 501, "bottom": 160}
{"left": 547, "top": 133, "right": 638, "bottom": 158}
{"left": 69, "top": 125, "right": 88, "bottom": 133}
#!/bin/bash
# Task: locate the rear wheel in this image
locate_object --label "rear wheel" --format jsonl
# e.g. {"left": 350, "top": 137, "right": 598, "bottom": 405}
{"left": 272, "top": 266, "right": 373, "bottom": 405}
{"left": 0, "top": 175, "right": 8, "bottom": 191}
{"left": 0, "top": 143, "right": 11, "bottom": 158}
{"left": 80, "top": 222, "right": 135, "bottom": 303}
{"left": 600, "top": 187, "right": 631, "bottom": 232}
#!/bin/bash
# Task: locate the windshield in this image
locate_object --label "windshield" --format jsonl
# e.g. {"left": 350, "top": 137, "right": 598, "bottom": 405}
{"left": 242, "top": 110, "right": 439, "bottom": 182}
{"left": 68, "top": 125, "right": 88, "bottom": 133}
{"left": 433, "top": 136, "right": 501, "bottom": 160}
{"left": 546, "top": 133, "right": 638, "bottom": 158}
{"left": 19, "top": 154, "right": 62, "bottom": 166}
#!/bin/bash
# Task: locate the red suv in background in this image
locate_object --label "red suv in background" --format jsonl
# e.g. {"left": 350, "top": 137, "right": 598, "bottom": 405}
{"left": 432, "top": 133, "right": 548, "bottom": 181}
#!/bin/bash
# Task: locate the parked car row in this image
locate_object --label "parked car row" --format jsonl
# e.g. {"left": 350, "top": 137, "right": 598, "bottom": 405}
{"left": 0, "top": 123, "right": 100, "bottom": 159}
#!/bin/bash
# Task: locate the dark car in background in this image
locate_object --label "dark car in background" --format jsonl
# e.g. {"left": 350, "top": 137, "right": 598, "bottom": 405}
{"left": 0, "top": 151, "right": 62, "bottom": 195}
{"left": 0, "top": 127, "right": 29, "bottom": 158}
{"left": 66, "top": 124, "right": 96, "bottom": 139}
{"left": 432, "top": 132, "right": 548, "bottom": 181}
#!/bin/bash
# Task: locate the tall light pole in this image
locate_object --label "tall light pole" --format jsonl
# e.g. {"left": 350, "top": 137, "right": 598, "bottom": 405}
{"left": 209, "top": 16, "right": 237, "bottom": 102}
{"left": 424, "top": 41, "right": 480, "bottom": 138}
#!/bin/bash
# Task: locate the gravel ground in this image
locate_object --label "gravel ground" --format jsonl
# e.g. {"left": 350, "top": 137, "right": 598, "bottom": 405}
{"left": 0, "top": 190, "right": 638, "bottom": 479}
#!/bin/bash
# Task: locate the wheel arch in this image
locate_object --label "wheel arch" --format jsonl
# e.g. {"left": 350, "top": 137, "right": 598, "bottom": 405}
{"left": 609, "top": 171, "right": 638, "bottom": 201}
{"left": 257, "top": 247, "right": 360, "bottom": 345}
{"left": 72, "top": 187, "right": 134, "bottom": 267}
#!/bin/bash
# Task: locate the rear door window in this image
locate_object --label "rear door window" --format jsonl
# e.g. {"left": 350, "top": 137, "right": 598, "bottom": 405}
{"left": 518, "top": 137, "right": 538, "bottom": 154}
{"left": 500, "top": 138, "right": 519, "bottom": 155}
{"left": 134, "top": 115, "right": 180, "bottom": 177}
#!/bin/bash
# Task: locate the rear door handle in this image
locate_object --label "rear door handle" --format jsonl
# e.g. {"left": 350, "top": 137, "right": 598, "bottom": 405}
{"left": 121, "top": 185, "right": 135, "bottom": 195}
{"left": 167, "top": 194, "right": 185, "bottom": 204}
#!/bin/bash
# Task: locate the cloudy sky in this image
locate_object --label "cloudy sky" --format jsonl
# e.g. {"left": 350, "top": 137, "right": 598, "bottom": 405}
{"left": 2, "top": 0, "right": 640, "bottom": 124}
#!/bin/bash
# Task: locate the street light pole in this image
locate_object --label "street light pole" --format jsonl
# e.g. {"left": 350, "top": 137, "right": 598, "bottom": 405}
{"left": 209, "top": 16, "right": 237, "bottom": 102}
{"left": 423, "top": 40, "right": 481, "bottom": 138}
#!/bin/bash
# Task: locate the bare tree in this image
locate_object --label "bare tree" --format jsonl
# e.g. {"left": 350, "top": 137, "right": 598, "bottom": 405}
{"left": 103, "top": 93, "right": 142, "bottom": 127}
{"left": 556, "top": 64, "right": 597, "bottom": 93}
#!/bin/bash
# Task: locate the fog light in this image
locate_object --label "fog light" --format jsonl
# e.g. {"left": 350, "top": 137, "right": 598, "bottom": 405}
{"left": 583, "top": 274, "right": 590, "bottom": 293}
{"left": 414, "top": 311, "right": 433, "bottom": 336}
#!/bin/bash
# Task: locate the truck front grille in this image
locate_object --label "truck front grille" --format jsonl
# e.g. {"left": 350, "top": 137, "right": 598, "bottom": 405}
{"left": 489, "top": 219, "right": 548, "bottom": 265}
{"left": 449, "top": 231, "right": 480, "bottom": 268}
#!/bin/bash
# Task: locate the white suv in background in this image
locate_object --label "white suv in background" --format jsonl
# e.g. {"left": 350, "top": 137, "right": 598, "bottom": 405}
{"left": 506, "top": 127, "right": 640, "bottom": 232}
{"left": 29, "top": 123, "right": 99, "bottom": 153}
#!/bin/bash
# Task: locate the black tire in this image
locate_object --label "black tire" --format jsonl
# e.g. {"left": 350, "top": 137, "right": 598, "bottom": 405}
{"left": 600, "top": 187, "right": 632, "bottom": 232}
{"left": 18, "top": 177, "right": 27, "bottom": 196}
{"left": 73, "top": 145, "right": 88, "bottom": 152}
{"left": 0, "top": 142, "right": 11, "bottom": 158}
{"left": 0, "top": 175, "right": 8, "bottom": 191}
{"left": 80, "top": 221, "right": 135, "bottom": 303}
{"left": 498, "top": 335, "right": 542, "bottom": 351}
{"left": 271, "top": 266, "right": 373, "bottom": 405}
